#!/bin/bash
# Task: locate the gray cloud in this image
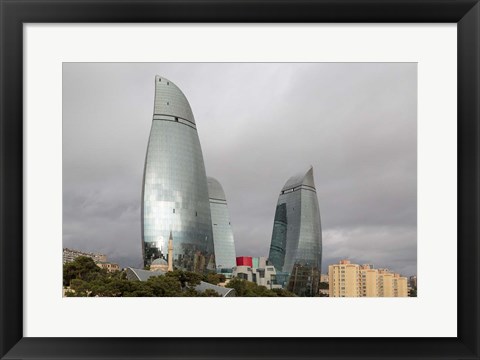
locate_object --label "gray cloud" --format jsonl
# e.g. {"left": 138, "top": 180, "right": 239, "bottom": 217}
{"left": 63, "top": 63, "right": 417, "bottom": 276}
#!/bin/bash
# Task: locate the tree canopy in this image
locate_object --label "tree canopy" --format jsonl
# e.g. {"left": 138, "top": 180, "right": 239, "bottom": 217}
{"left": 202, "top": 273, "right": 226, "bottom": 285}
{"left": 63, "top": 257, "right": 298, "bottom": 297}
{"left": 226, "top": 278, "right": 296, "bottom": 297}
{"left": 318, "top": 282, "right": 329, "bottom": 290}
{"left": 63, "top": 256, "right": 108, "bottom": 286}
{"left": 63, "top": 257, "right": 220, "bottom": 297}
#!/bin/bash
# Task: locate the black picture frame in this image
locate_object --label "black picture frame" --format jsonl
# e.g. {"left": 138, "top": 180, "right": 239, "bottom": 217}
{"left": 1, "top": 1, "right": 479, "bottom": 359}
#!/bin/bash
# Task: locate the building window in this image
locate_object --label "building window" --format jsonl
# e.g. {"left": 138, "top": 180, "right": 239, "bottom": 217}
{"left": 173, "top": 209, "right": 175, "bottom": 213}
{"left": 175, "top": 117, "right": 179, "bottom": 122}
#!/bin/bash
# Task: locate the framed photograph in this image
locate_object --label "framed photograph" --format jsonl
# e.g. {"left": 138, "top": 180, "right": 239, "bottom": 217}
{"left": 1, "top": 1, "right": 479, "bottom": 359}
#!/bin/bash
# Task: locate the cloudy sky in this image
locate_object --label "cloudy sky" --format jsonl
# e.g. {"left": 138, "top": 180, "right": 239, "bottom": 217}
{"left": 63, "top": 63, "right": 417, "bottom": 276}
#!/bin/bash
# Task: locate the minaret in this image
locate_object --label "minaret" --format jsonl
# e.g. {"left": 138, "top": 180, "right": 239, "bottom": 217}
{"left": 168, "top": 231, "right": 174, "bottom": 272}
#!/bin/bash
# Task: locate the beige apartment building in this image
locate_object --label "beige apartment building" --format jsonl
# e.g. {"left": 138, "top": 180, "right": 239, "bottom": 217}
{"left": 394, "top": 275, "right": 408, "bottom": 297}
{"left": 378, "top": 269, "right": 394, "bottom": 297}
{"left": 359, "top": 264, "right": 378, "bottom": 297}
{"left": 328, "top": 260, "right": 408, "bottom": 297}
{"left": 329, "top": 260, "right": 360, "bottom": 297}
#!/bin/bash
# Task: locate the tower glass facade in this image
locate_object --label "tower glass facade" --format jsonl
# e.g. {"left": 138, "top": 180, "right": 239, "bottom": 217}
{"left": 207, "top": 177, "right": 236, "bottom": 271}
{"left": 142, "top": 76, "right": 215, "bottom": 273}
{"left": 268, "top": 167, "right": 322, "bottom": 296}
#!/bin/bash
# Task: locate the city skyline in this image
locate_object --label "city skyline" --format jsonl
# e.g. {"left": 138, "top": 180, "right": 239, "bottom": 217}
{"left": 63, "top": 63, "right": 417, "bottom": 276}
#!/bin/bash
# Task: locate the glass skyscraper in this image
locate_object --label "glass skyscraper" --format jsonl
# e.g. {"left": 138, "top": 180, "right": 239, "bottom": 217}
{"left": 207, "top": 177, "right": 236, "bottom": 271}
{"left": 141, "top": 76, "right": 215, "bottom": 273}
{"left": 268, "top": 166, "right": 322, "bottom": 296}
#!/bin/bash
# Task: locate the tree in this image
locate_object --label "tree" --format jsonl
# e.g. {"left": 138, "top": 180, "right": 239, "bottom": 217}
{"left": 226, "top": 278, "right": 248, "bottom": 296}
{"left": 203, "top": 273, "right": 226, "bottom": 285}
{"left": 166, "top": 270, "right": 203, "bottom": 289}
{"left": 272, "top": 288, "right": 297, "bottom": 297}
{"left": 226, "top": 278, "right": 295, "bottom": 297}
{"left": 318, "top": 282, "right": 329, "bottom": 290}
{"left": 65, "top": 279, "right": 92, "bottom": 297}
{"left": 63, "top": 256, "right": 103, "bottom": 286}
{"left": 147, "top": 275, "right": 184, "bottom": 296}
{"left": 63, "top": 259, "right": 223, "bottom": 297}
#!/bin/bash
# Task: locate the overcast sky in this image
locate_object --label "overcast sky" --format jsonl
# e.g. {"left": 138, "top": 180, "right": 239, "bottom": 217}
{"left": 63, "top": 63, "right": 417, "bottom": 276}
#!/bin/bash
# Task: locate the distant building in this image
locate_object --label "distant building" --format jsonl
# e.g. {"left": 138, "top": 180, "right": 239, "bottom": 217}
{"left": 252, "top": 257, "right": 267, "bottom": 269}
{"left": 328, "top": 260, "right": 408, "bottom": 297}
{"left": 268, "top": 166, "right": 322, "bottom": 296}
{"left": 63, "top": 248, "right": 118, "bottom": 272}
{"left": 96, "top": 262, "right": 120, "bottom": 272}
{"left": 320, "top": 274, "right": 329, "bottom": 283}
{"left": 236, "top": 256, "right": 253, "bottom": 267}
{"left": 232, "top": 257, "right": 282, "bottom": 289}
{"left": 409, "top": 275, "right": 417, "bottom": 288}
{"left": 63, "top": 248, "right": 107, "bottom": 264}
{"left": 318, "top": 288, "right": 329, "bottom": 296}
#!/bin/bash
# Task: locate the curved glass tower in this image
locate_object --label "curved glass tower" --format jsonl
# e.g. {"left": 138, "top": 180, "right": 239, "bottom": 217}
{"left": 142, "top": 76, "right": 215, "bottom": 273}
{"left": 207, "top": 177, "right": 236, "bottom": 271}
{"left": 268, "top": 166, "right": 322, "bottom": 296}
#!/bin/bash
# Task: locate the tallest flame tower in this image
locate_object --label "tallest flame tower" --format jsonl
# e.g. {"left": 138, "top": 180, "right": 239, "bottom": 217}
{"left": 141, "top": 76, "right": 215, "bottom": 273}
